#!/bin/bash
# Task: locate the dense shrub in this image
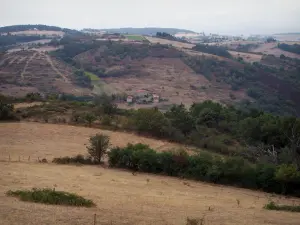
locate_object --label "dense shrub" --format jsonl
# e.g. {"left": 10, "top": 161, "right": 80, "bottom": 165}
{"left": 278, "top": 43, "right": 300, "bottom": 55}
{"left": 0, "top": 102, "right": 16, "bottom": 120}
{"left": 192, "top": 44, "right": 231, "bottom": 58}
{"left": 52, "top": 154, "right": 95, "bottom": 165}
{"left": 108, "top": 144, "right": 300, "bottom": 197}
{"left": 7, "top": 188, "right": 95, "bottom": 207}
{"left": 264, "top": 201, "right": 300, "bottom": 212}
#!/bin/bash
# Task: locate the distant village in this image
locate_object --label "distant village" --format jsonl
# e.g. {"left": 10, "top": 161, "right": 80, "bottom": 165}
{"left": 126, "top": 90, "right": 160, "bottom": 105}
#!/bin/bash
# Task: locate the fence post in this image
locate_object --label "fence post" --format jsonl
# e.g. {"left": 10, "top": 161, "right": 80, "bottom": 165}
{"left": 94, "top": 213, "right": 96, "bottom": 225}
{"left": 9, "top": 154, "right": 11, "bottom": 161}
{"left": 28, "top": 156, "right": 30, "bottom": 161}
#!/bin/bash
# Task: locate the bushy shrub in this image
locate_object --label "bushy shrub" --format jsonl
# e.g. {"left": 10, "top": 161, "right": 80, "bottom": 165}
{"left": 0, "top": 102, "right": 16, "bottom": 120}
{"left": 7, "top": 188, "right": 95, "bottom": 207}
{"left": 264, "top": 201, "right": 300, "bottom": 212}
{"left": 52, "top": 154, "right": 94, "bottom": 165}
{"left": 107, "top": 143, "right": 300, "bottom": 197}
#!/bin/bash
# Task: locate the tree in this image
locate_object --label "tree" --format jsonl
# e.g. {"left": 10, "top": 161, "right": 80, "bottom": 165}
{"left": 165, "top": 104, "right": 194, "bottom": 135}
{"left": 84, "top": 113, "right": 96, "bottom": 127}
{"left": 133, "top": 108, "right": 169, "bottom": 137}
{"left": 94, "top": 94, "right": 117, "bottom": 115}
{"left": 86, "top": 134, "right": 110, "bottom": 163}
{"left": 0, "top": 102, "right": 15, "bottom": 120}
{"left": 282, "top": 118, "right": 300, "bottom": 169}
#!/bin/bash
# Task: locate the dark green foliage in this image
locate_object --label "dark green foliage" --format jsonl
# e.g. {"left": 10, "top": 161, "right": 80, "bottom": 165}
{"left": 278, "top": 43, "right": 300, "bottom": 55}
{"left": 246, "top": 87, "right": 263, "bottom": 99}
{"left": 192, "top": 44, "right": 231, "bottom": 58}
{"left": 0, "top": 35, "right": 42, "bottom": 48}
{"left": 133, "top": 108, "right": 169, "bottom": 137}
{"left": 6, "top": 188, "right": 95, "bottom": 207}
{"left": 25, "top": 92, "right": 43, "bottom": 102}
{"left": 0, "top": 24, "right": 78, "bottom": 33}
{"left": 74, "top": 70, "right": 92, "bottom": 88}
{"left": 87, "top": 134, "right": 110, "bottom": 163}
{"left": 156, "top": 32, "right": 188, "bottom": 43}
{"left": 266, "top": 37, "right": 276, "bottom": 43}
{"left": 52, "top": 154, "right": 95, "bottom": 165}
{"left": 94, "top": 94, "right": 118, "bottom": 115}
{"left": 165, "top": 104, "right": 194, "bottom": 135}
{"left": 108, "top": 144, "right": 300, "bottom": 196}
{"left": 264, "top": 201, "right": 300, "bottom": 212}
{"left": 234, "top": 44, "right": 259, "bottom": 52}
{"left": 0, "top": 101, "right": 16, "bottom": 120}
{"left": 84, "top": 113, "right": 96, "bottom": 127}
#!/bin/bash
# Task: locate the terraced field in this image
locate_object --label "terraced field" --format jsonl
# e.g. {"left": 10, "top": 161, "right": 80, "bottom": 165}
{"left": 0, "top": 50, "right": 92, "bottom": 96}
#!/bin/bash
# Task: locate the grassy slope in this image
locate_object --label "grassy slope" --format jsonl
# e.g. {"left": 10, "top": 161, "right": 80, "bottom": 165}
{"left": 84, "top": 71, "right": 117, "bottom": 95}
{"left": 124, "top": 35, "right": 146, "bottom": 41}
{"left": 0, "top": 122, "right": 197, "bottom": 161}
{"left": 1, "top": 162, "right": 300, "bottom": 225}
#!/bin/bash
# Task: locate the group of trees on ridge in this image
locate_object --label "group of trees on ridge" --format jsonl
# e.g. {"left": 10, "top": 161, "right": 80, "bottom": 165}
{"left": 0, "top": 35, "right": 42, "bottom": 48}
{"left": 278, "top": 43, "right": 300, "bottom": 55}
{"left": 0, "top": 24, "right": 79, "bottom": 34}
{"left": 3, "top": 92, "right": 300, "bottom": 196}
{"left": 22, "top": 93, "right": 299, "bottom": 170}
{"left": 192, "top": 44, "right": 232, "bottom": 58}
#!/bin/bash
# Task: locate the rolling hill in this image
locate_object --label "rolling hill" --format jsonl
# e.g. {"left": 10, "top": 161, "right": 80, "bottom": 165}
{"left": 82, "top": 27, "right": 196, "bottom": 35}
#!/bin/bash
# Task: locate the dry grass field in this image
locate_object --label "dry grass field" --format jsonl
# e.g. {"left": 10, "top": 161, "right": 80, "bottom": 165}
{"left": 251, "top": 43, "right": 300, "bottom": 59}
{"left": 8, "top": 30, "right": 65, "bottom": 37}
{"left": 1, "top": 159, "right": 300, "bottom": 225}
{"left": 0, "top": 122, "right": 300, "bottom": 225}
{"left": 145, "top": 37, "right": 195, "bottom": 49}
{"left": 228, "top": 51, "right": 262, "bottom": 63}
{"left": 0, "top": 122, "right": 191, "bottom": 161}
{"left": 13, "top": 102, "right": 43, "bottom": 109}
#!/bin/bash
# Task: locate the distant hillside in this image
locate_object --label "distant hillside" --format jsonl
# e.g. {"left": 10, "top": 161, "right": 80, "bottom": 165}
{"left": 82, "top": 27, "right": 196, "bottom": 35}
{"left": 0, "top": 25, "right": 80, "bottom": 35}
{"left": 0, "top": 50, "right": 92, "bottom": 96}
{"left": 274, "top": 32, "right": 300, "bottom": 35}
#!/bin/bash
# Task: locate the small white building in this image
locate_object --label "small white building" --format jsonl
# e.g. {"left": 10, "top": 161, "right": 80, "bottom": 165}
{"left": 127, "top": 95, "right": 133, "bottom": 103}
{"left": 153, "top": 94, "right": 160, "bottom": 103}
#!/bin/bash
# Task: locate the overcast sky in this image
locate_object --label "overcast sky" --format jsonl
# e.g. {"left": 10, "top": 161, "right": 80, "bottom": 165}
{"left": 2, "top": 0, "right": 300, "bottom": 35}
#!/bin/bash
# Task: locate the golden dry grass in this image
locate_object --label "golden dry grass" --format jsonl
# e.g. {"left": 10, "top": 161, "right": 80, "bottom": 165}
{"left": 9, "top": 30, "right": 65, "bottom": 36}
{"left": 1, "top": 122, "right": 300, "bottom": 224}
{"left": 14, "top": 102, "right": 43, "bottom": 109}
{"left": 1, "top": 162, "right": 300, "bottom": 225}
{"left": 251, "top": 43, "right": 300, "bottom": 59}
{"left": 145, "top": 37, "right": 195, "bottom": 49}
{"left": 228, "top": 51, "right": 263, "bottom": 63}
{"left": 0, "top": 122, "right": 191, "bottom": 161}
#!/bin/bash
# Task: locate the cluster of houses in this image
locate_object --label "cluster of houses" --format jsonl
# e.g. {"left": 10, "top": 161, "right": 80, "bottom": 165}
{"left": 126, "top": 90, "right": 160, "bottom": 104}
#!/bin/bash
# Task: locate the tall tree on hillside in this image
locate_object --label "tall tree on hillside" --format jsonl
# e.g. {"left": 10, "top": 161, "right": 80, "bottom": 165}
{"left": 87, "top": 134, "right": 110, "bottom": 163}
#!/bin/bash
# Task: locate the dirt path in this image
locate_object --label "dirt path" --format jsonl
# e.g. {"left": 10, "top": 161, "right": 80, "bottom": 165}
{"left": 20, "top": 52, "right": 37, "bottom": 80}
{"left": 8, "top": 56, "right": 19, "bottom": 65}
{"left": 44, "top": 53, "right": 69, "bottom": 82}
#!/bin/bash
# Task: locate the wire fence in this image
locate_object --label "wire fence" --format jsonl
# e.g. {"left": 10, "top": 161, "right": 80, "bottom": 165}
{"left": 0, "top": 154, "right": 50, "bottom": 163}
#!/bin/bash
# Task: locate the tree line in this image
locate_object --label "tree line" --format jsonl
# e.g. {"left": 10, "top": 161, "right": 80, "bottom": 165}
{"left": 53, "top": 133, "right": 300, "bottom": 197}
{"left": 278, "top": 43, "right": 300, "bottom": 55}
{"left": 192, "top": 44, "right": 232, "bottom": 58}
{"left": 108, "top": 143, "right": 300, "bottom": 197}
{"left": 127, "top": 101, "right": 300, "bottom": 167}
